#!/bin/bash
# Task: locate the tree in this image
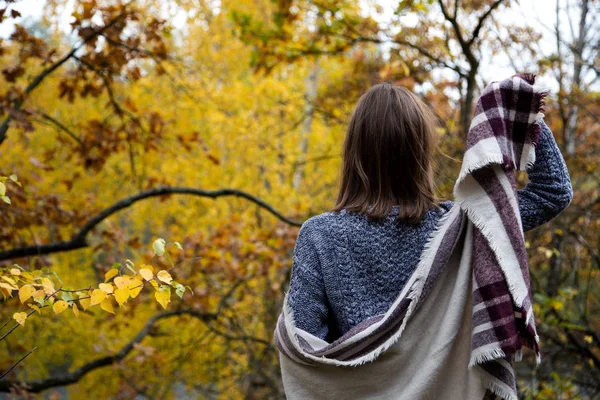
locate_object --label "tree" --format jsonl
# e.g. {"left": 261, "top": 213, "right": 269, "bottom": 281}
{"left": 1, "top": 0, "right": 599, "bottom": 398}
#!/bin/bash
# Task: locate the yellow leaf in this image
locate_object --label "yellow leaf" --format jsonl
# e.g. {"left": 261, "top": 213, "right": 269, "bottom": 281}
{"left": 90, "top": 289, "right": 107, "bottom": 306}
{"left": 150, "top": 280, "right": 159, "bottom": 290}
{"left": 585, "top": 335, "right": 593, "bottom": 344}
{"left": 157, "top": 270, "right": 173, "bottom": 284}
{"left": 79, "top": 295, "right": 91, "bottom": 311}
{"left": 99, "top": 283, "right": 114, "bottom": 294}
{"left": 114, "top": 287, "right": 129, "bottom": 306}
{"left": 19, "top": 285, "right": 35, "bottom": 303}
{"left": 10, "top": 268, "right": 21, "bottom": 276}
{"left": 0, "top": 282, "right": 17, "bottom": 291}
{"left": 53, "top": 300, "right": 69, "bottom": 314}
{"left": 13, "top": 312, "right": 27, "bottom": 326}
{"left": 32, "top": 289, "right": 45, "bottom": 300}
{"left": 41, "top": 277, "right": 54, "bottom": 295}
{"left": 100, "top": 298, "right": 115, "bottom": 314}
{"left": 139, "top": 268, "right": 154, "bottom": 281}
{"left": 155, "top": 286, "right": 171, "bottom": 309}
{"left": 1, "top": 276, "right": 17, "bottom": 286}
{"left": 114, "top": 276, "right": 130, "bottom": 289}
{"left": 72, "top": 304, "right": 80, "bottom": 317}
{"left": 104, "top": 268, "right": 119, "bottom": 282}
{"left": 140, "top": 264, "right": 153, "bottom": 273}
{"left": 551, "top": 300, "right": 564, "bottom": 311}
{"left": 127, "top": 278, "right": 143, "bottom": 299}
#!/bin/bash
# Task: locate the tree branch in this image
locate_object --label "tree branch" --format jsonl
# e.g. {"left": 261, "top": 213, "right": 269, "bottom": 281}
{"left": 393, "top": 38, "right": 468, "bottom": 78}
{"left": 0, "top": 10, "right": 129, "bottom": 146}
{"left": 437, "top": 0, "right": 477, "bottom": 67}
{"left": 0, "top": 347, "right": 37, "bottom": 380}
{"left": 39, "top": 113, "right": 84, "bottom": 148}
{"left": 0, "top": 309, "right": 218, "bottom": 393}
{"left": 0, "top": 186, "right": 303, "bottom": 261}
{"left": 467, "top": 0, "right": 506, "bottom": 46}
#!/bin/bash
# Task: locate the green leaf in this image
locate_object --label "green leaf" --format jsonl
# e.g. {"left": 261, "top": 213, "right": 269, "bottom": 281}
{"left": 164, "top": 250, "right": 174, "bottom": 266}
{"left": 175, "top": 283, "right": 185, "bottom": 299}
{"left": 124, "top": 259, "right": 136, "bottom": 274}
{"left": 153, "top": 238, "right": 166, "bottom": 256}
{"left": 2, "top": 195, "right": 11, "bottom": 204}
{"left": 51, "top": 271, "right": 64, "bottom": 284}
{"left": 61, "top": 291, "right": 74, "bottom": 302}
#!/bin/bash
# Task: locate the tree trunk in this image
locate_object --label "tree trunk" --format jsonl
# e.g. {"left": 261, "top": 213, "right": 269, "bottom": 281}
{"left": 564, "top": 0, "right": 589, "bottom": 156}
{"left": 460, "top": 70, "right": 478, "bottom": 135}
{"left": 292, "top": 59, "right": 319, "bottom": 190}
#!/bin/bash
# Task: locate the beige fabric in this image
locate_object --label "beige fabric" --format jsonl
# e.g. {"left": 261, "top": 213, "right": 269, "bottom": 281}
{"left": 280, "top": 224, "right": 488, "bottom": 400}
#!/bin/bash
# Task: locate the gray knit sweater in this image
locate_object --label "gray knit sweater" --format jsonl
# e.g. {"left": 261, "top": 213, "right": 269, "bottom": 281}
{"left": 286, "top": 120, "right": 573, "bottom": 341}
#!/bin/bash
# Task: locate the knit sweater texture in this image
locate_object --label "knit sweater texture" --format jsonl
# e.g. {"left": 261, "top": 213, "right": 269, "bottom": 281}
{"left": 286, "top": 120, "right": 573, "bottom": 341}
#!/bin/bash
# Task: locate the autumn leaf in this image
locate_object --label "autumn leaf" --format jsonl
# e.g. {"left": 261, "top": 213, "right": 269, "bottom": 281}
{"left": 157, "top": 270, "right": 173, "bottom": 284}
{"left": 90, "top": 289, "right": 107, "bottom": 306}
{"left": 139, "top": 268, "right": 154, "bottom": 281}
{"left": 0, "top": 282, "right": 17, "bottom": 291}
{"left": 114, "top": 276, "right": 130, "bottom": 289}
{"left": 72, "top": 304, "right": 80, "bottom": 317}
{"left": 79, "top": 295, "right": 91, "bottom": 311}
{"left": 19, "top": 285, "right": 35, "bottom": 303}
{"left": 155, "top": 286, "right": 171, "bottom": 309}
{"left": 53, "top": 300, "right": 69, "bottom": 314}
{"left": 41, "top": 277, "right": 55, "bottom": 295}
{"left": 128, "top": 277, "right": 143, "bottom": 299}
{"left": 1, "top": 277, "right": 17, "bottom": 290}
{"left": 104, "top": 268, "right": 119, "bottom": 282}
{"left": 13, "top": 312, "right": 27, "bottom": 326}
{"left": 10, "top": 268, "right": 21, "bottom": 276}
{"left": 114, "top": 287, "right": 129, "bottom": 306}
{"left": 100, "top": 298, "right": 115, "bottom": 314}
{"left": 99, "top": 283, "right": 114, "bottom": 294}
{"left": 551, "top": 300, "right": 565, "bottom": 311}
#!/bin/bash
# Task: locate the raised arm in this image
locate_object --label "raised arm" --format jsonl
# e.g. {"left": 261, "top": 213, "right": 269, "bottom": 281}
{"left": 518, "top": 120, "right": 574, "bottom": 232}
{"left": 286, "top": 220, "right": 330, "bottom": 340}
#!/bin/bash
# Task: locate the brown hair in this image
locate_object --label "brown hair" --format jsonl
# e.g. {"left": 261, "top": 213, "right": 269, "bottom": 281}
{"left": 333, "top": 82, "right": 439, "bottom": 223}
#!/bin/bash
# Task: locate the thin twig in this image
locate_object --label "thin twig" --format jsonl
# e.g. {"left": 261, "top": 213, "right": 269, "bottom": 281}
{"left": 0, "top": 347, "right": 37, "bottom": 380}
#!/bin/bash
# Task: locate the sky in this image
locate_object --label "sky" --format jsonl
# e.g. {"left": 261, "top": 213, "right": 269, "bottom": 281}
{"left": 0, "top": 0, "right": 577, "bottom": 91}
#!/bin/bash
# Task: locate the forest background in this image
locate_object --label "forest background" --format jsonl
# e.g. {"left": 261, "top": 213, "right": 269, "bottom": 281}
{"left": 0, "top": 0, "right": 598, "bottom": 398}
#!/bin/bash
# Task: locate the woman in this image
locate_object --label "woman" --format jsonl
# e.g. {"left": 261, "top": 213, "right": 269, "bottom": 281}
{"left": 286, "top": 82, "right": 572, "bottom": 343}
{"left": 280, "top": 81, "right": 573, "bottom": 397}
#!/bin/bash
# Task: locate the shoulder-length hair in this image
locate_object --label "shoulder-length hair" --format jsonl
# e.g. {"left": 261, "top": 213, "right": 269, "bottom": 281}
{"left": 333, "top": 82, "right": 439, "bottom": 223}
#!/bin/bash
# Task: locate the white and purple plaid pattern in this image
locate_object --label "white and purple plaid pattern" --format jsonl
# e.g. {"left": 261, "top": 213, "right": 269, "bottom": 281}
{"left": 274, "top": 74, "right": 546, "bottom": 400}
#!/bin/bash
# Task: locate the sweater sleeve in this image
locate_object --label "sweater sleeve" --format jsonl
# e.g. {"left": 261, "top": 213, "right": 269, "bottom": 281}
{"left": 286, "top": 220, "right": 330, "bottom": 340}
{"left": 517, "top": 120, "right": 574, "bottom": 232}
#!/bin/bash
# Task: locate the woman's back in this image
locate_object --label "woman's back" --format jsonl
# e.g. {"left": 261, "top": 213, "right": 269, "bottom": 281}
{"left": 287, "top": 120, "right": 572, "bottom": 341}
{"left": 287, "top": 202, "right": 452, "bottom": 339}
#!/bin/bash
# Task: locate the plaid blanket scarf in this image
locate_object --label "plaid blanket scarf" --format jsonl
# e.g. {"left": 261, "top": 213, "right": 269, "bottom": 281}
{"left": 274, "top": 74, "right": 546, "bottom": 400}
